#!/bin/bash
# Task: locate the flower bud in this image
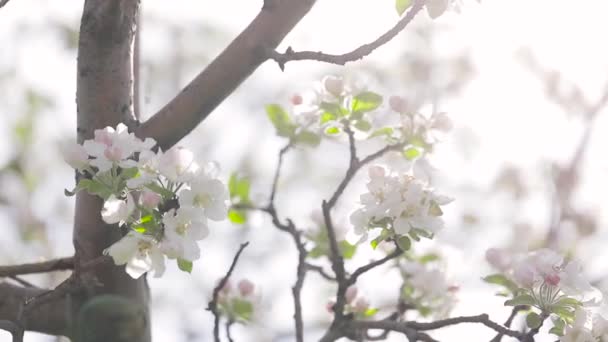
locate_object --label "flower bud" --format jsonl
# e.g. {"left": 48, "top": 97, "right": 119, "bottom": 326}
{"left": 431, "top": 112, "right": 453, "bottom": 133}
{"left": 353, "top": 298, "right": 369, "bottom": 313}
{"left": 544, "top": 274, "right": 560, "bottom": 286}
{"left": 485, "top": 248, "right": 511, "bottom": 272}
{"left": 345, "top": 286, "right": 358, "bottom": 304}
{"left": 238, "top": 279, "right": 255, "bottom": 297}
{"left": 368, "top": 165, "right": 385, "bottom": 179}
{"left": 140, "top": 190, "right": 162, "bottom": 209}
{"left": 389, "top": 95, "right": 408, "bottom": 113}
{"left": 61, "top": 143, "right": 89, "bottom": 171}
{"left": 323, "top": 75, "right": 344, "bottom": 97}
{"left": 326, "top": 299, "right": 336, "bottom": 313}
{"left": 290, "top": 94, "right": 303, "bottom": 106}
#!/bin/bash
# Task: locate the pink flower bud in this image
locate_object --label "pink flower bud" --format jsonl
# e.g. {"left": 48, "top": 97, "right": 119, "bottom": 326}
{"left": 345, "top": 286, "right": 358, "bottom": 304}
{"left": 291, "top": 94, "right": 303, "bottom": 106}
{"left": 431, "top": 112, "right": 453, "bottom": 133}
{"left": 326, "top": 300, "right": 336, "bottom": 313}
{"left": 368, "top": 166, "right": 385, "bottom": 179}
{"left": 513, "top": 262, "right": 536, "bottom": 288}
{"left": 323, "top": 76, "right": 344, "bottom": 97}
{"left": 485, "top": 248, "right": 511, "bottom": 272}
{"left": 141, "top": 190, "right": 161, "bottom": 209}
{"left": 104, "top": 145, "right": 123, "bottom": 162}
{"left": 448, "top": 285, "right": 460, "bottom": 293}
{"left": 544, "top": 274, "right": 560, "bottom": 286}
{"left": 238, "top": 279, "right": 255, "bottom": 297}
{"left": 389, "top": 95, "right": 408, "bottom": 113}
{"left": 94, "top": 128, "right": 113, "bottom": 146}
{"left": 353, "top": 298, "right": 369, "bottom": 313}
{"left": 61, "top": 143, "right": 89, "bottom": 170}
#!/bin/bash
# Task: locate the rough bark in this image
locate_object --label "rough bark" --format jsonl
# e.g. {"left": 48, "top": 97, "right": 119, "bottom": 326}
{"left": 74, "top": 0, "right": 150, "bottom": 341}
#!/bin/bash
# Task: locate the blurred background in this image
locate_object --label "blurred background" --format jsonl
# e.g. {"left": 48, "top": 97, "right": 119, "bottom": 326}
{"left": 1, "top": 0, "right": 608, "bottom": 341}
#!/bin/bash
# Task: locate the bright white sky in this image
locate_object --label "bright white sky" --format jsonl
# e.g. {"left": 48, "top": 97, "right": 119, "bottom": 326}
{"left": 1, "top": 1, "right": 608, "bottom": 341}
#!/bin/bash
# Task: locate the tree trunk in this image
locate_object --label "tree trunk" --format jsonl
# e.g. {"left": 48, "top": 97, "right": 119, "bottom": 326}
{"left": 73, "top": 1, "right": 150, "bottom": 341}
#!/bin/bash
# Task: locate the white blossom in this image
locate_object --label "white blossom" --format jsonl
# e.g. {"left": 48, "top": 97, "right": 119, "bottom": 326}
{"left": 101, "top": 194, "right": 135, "bottom": 225}
{"left": 61, "top": 142, "right": 89, "bottom": 171}
{"left": 83, "top": 123, "right": 152, "bottom": 172}
{"left": 161, "top": 207, "right": 208, "bottom": 261}
{"left": 179, "top": 174, "right": 228, "bottom": 221}
{"left": 105, "top": 232, "right": 165, "bottom": 279}
{"left": 157, "top": 147, "right": 199, "bottom": 183}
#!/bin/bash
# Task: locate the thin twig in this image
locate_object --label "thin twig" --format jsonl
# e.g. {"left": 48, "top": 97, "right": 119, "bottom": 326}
{"left": 348, "top": 247, "right": 403, "bottom": 286}
{"left": 269, "top": 143, "right": 292, "bottom": 205}
{"left": 208, "top": 242, "right": 250, "bottom": 342}
{"left": 490, "top": 305, "right": 527, "bottom": 342}
{"left": 304, "top": 263, "right": 335, "bottom": 281}
{"left": 0, "top": 0, "right": 10, "bottom": 9}
{"left": 268, "top": 0, "right": 425, "bottom": 69}
{"left": 0, "top": 257, "right": 74, "bottom": 277}
{"left": 225, "top": 319, "right": 235, "bottom": 342}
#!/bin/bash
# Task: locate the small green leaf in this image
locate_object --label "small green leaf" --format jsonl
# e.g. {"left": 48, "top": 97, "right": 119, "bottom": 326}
{"left": 482, "top": 274, "right": 519, "bottom": 294}
{"left": 504, "top": 294, "right": 536, "bottom": 307}
{"left": 396, "top": 236, "right": 411, "bottom": 251}
{"left": 549, "top": 318, "right": 565, "bottom": 336}
{"left": 119, "top": 167, "right": 139, "bottom": 180}
{"left": 228, "top": 173, "right": 251, "bottom": 204}
{"left": 351, "top": 91, "right": 383, "bottom": 113}
{"left": 64, "top": 188, "right": 76, "bottom": 197}
{"left": 320, "top": 112, "right": 337, "bottom": 124}
{"left": 319, "top": 102, "right": 344, "bottom": 117}
{"left": 177, "top": 259, "right": 193, "bottom": 273}
{"left": 266, "top": 104, "right": 295, "bottom": 137}
{"left": 354, "top": 120, "right": 372, "bottom": 132}
{"left": 325, "top": 126, "right": 341, "bottom": 135}
{"left": 551, "top": 297, "right": 582, "bottom": 309}
{"left": 232, "top": 298, "right": 254, "bottom": 322}
{"left": 552, "top": 307, "right": 575, "bottom": 322}
{"left": 428, "top": 201, "right": 444, "bottom": 216}
{"left": 369, "top": 127, "right": 394, "bottom": 139}
{"left": 526, "top": 312, "right": 542, "bottom": 329}
{"left": 395, "top": 0, "right": 412, "bottom": 15}
{"left": 308, "top": 246, "right": 326, "bottom": 259}
{"left": 78, "top": 179, "right": 113, "bottom": 200}
{"left": 339, "top": 241, "right": 357, "bottom": 259}
{"left": 145, "top": 182, "right": 174, "bottom": 199}
{"left": 363, "top": 308, "right": 379, "bottom": 317}
{"left": 228, "top": 209, "right": 247, "bottom": 224}
{"left": 403, "top": 147, "right": 421, "bottom": 160}
{"left": 370, "top": 238, "right": 380, "bottom": 250}
{"left": 418, "top": 253, "right": 440, "bottom": 264}
{"left": 294, "top": 131, "right": 321, "bottom": 147}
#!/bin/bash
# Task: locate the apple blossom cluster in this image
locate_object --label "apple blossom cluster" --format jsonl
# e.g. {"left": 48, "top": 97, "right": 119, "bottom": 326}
{"left": 400, "top": 259, "right": 458, "bottom": 319}
{"left": 326, "top": 286, "right": 377, "bottom": 319}
{"left": 62, "top": 123, "right": 228, "bottom": 278}
{"left": 485, "top": 248, "right": 603, "bottom": 337}
{"left": 350, "top": 165, "right": 452, "bottom": 250}
{"left": 217, "top": 278, "right": 258, "bottom": 324}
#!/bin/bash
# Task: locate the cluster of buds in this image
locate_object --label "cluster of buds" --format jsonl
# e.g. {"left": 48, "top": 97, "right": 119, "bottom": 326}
{"left": 217, "top": 278, "right": 258, "bottom": 323}
{"left": 62, "top": 123, "right": 228, "bottom": 278}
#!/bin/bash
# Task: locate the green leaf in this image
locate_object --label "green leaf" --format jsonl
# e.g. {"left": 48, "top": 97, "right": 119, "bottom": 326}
{"left": 266, "top": 104, "right": 295, "bottom": 137}
{"left": 395, "top": 0, "right": 412, "bottom": 15}
{"left": 396, "top": 236, "right": 411, "bottom": 251}
{"left": 145, "top": 182, "right": 174, "bottom": 199}
{"left": 78, "top": 179, "right": 113, "bottom": 200}
{"left": 320, "top": 112, "right": 337, "bottom": 124}
{"left": 418, "top": 253, "right": 440, "bottom": 264}
{"left": 403, "top": 147, "right": 421, "bottom": 160}
{"left": 325, "top": 126, "right": 341, "bottom": 135}
{"left": 549, "top": 318, "right": 565, "bottom": 336}
{"left": 228, "top": 173, "right": 251, "bottom": 204}
{"left": 369, "top": 127, "right": 394, "bottom": 139}
{"left": 482, "top": 274, "right": 519, "bottom": 294}
{"left": 119, "top": 167, "right": 139, "bottom": 180}
{"left": 319, "top": 102, "right": 345, "bottom": 117}
{"left": 526, "top": 312, "right": 542, "bottom": 329}
{"left": 504, "top": 294, "right": 536, "bottom": 307}
{"left": 228, "top": 209, "right": 247, "bottom": 224}
{"left": 551, "top": 297, "right": 582, "bottom": 309}
{"left": 428, "top": 201, "right": 444, "bottom": 216}
{"left": 294, "top": 131, "right": 321, "bottom": 147}
{"left": 232, "top": 298, "right": 254, "bottom": 322}
{"left": 552, "top": 307, "right": 575, "bottom": 322}
{"left": 363, "top": 308, "right": 379, "bottom": 317}
{"left": 339, "top": 241, "right": 357, "bottom": 259}
{"left": 177, "top": 259, "right": 193, "bottom": 273}
{"left": 354, "top": 120, "right": 372, "bottom": 132}
{"left": 351, "top": 91, "right": 383, "bottom": 113}
{"left": 308, "top": 246, "right": 326, "bottom": 259}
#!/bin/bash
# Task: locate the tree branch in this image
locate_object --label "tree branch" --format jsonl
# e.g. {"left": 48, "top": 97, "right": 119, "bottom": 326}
{"left": 0, "top": 0, "right": 10, "bottom": 9}
{"left": 0, "top": 283, "right": 68, "bottom": 337}
{"left": 0, "top": 257, "right": 74, "bottom": 278}
{"left": 348, "top": 247, "right": 403, "bottom": 286}
{"left": 268, "top": 0, "right": 425, "bottom": 69}
{"left": 135, "top": 0, "right": 317, "bottom": 151}
{"left": 208, "top": 242, "right": 250, "bottom": 342}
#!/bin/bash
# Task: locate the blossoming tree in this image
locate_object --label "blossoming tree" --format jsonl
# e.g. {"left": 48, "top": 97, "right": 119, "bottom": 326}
{"left": 0, "top": 1, "right": 606, "bottom": 342}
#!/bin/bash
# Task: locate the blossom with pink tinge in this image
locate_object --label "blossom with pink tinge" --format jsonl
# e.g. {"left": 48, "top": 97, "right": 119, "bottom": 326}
{"left": 238, "top": 279, "right": 255, "bottom": 297}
